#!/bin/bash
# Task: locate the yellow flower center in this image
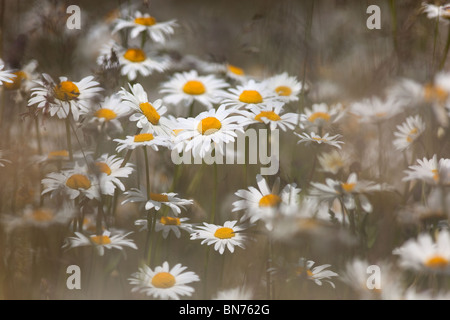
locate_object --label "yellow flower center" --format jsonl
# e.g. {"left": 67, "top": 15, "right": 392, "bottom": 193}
{"left": 48, "top": 150, "right": 69, "bottom": 160}
{"left": 255, "top": 111, "right": 281, "bottom": 122}
{"left": 312, "top": 137, "right": 327, "bottom": 142}
{"left": 182, "top": 80, "right": 206, "bottom": 95}
{"left": 134, "top": 16, "right": 157, "bottom": 26}
{"left": 341, "top": 182, "right": 356, "bottom": 193}
{"left": 4, "top": 71, "right": 26, "bottom": 90}
{"left": 425, "top": 255, "right": 449, "bottom": 269}
{"left": 66, "top": 174, "right": 91, "bottom": 190}
{"left": 90, "top": 235, "right": 112, "bottom": 245}
{"left": 432, "top": 169, "right": 440, "bottom": 182}
{"left": 275, "top": 86, "right": 292, "bottom": 96}
{"left": 424, "top": 84, "right": 449, "bottom": 103}
{"left": 197, "top": 117, "right": 222, "bottom": 135}
{"left": 239, "top": 90, "right": 263, "bottom": 104}
{"left": 54, "top": 81, "right": 80, "bottom": 101}
{"left": 123, "top": 48, "right": 146, "bottom": 63}
{"left": 227, "top": 64, "right": 244, "bottom": 76}
{"left": 308, "top": 112, "right": 331, "bottom": 123}
{"left": 150, "top": 193, "right": 169, "bottom": 202}
{"left": 259, "top": 194, "right": 281, "bottom": 207}
{"left": 95, "top": 108, "right": 117, "bottom": 121}
{"left": 406, "top": 128, "right": 418, "bottom": 143}
{"left": 152, "top": 272, "right": 176, "bottom": 288}
{"left": 160, "top": 216, "right": 181, "bottom": 225}
{"left": 95, "top": 162, "right": 112, "bottom": 175}
{"left": 296, "top": 267, "right": 314, "bottom": 277}
{"left": 214, "top": 227, "right": 235, "bottom": 239}
{"left": 139, "top": 102, "right": 160, "bottom": 125}
{"left": 133, "top": 133, "right": 154, "bottom": 142}
{"left": 30, "top": 209, "right": 54, "bottom": 222}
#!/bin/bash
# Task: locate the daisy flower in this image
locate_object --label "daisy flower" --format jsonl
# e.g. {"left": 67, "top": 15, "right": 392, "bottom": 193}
{"left": 403, "top": 155, "right": 450, "bottom": 186}
{"left": 190, "top": 220, "right": 247, "bottom": 254}
{"left": 28, "top": 74, "right": 103, "bottom": 121}
{"left": 422, "top": 2, "right": 450, "bottom": 23}
{"left": 122, "top": 187, "right": 193, "bottom": 215}
{"left": 243, "top": 103, "right": 300, "bottom": 131}
{"left": 114, "top": 132, "right": 171, "bottom": 153}
{"left": 0, "top": 63, "right": 16, "bottom": 85}
{"left": 263, "top": 72, "right": 305, "bottom": 102}
{"left": 63, "top": 230, "right": 137, "bottom": 256}
{"left": 232, "top": 174, "right": 300, "bottom": 229}
{"left": 392, "top": 115, "right": 426, "bottom": 152}
{"left": 393, "top": 230, "right": 450, "bottom": 274}
{"left": 135, "top": 216, "right": 193, "bottom": 238}
{"left": 119, "top": 82, "right": 173, "bottom": 136}
{"left": 340, "top": 258, "right": 404, "bottom": 300}
{"left": 159, "top": 70, "right": 229, "bottom": 111}
{"left": 0, "top": 150, "right": 11, "bottom": 167}
{"left": 173, "top": 105, "right": 247, "bottom": 158}
{"left": 81, "top": 93, "right": 131, "bottom": 133}
{"left": 118, "top": 47, "right": 170, "bottom": 81}
{"left": 295, "top": 131, "right": 344, "bottom": 149}
{"left": 41, "top": 163, "right": 100, "bottom": 200}
{"left": 93, "top": 154, "right": 134, "bottom": 196}
{"left": 219, "top": 79, "right": 284, "bottom": 110}
{"left": 350, "top": 96, "right": 404, "bottom": 124}
{"left": 112, "top": 11, "right": 177, "bottom": 43}
{"left": 2, "top": 60, "right": 38, "bottom": 92}
{"left": 128, "top": 262, "right": 199, "bottom": 300}
{"left": 309, "top": 172, "right": 382, "bottom": 213}
{"left": 300, "top": 102, "right": 345, "bottom": 129}
{"left": 317, "top": 149, "right": 348, "bottom": 175}
{"left": 296, "top": 258, "right": 339, "bottom": 288}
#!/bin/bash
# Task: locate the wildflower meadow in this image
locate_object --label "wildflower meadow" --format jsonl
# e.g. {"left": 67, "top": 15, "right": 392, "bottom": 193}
{"left": 2, "top": 0, "right": 450, "bottom": 303}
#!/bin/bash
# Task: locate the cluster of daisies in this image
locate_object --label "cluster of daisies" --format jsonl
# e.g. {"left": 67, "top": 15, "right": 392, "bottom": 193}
{"left": 3, "top": 1, "right": 450, "bottom": 300}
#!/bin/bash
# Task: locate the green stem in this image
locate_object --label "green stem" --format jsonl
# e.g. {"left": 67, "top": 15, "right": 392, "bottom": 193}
{"left": 440, "top": 24, "right": 450, "bottom": 70}
{"left": 65, "top": 117, "right": 73, "bottom": 161}
{"left": 210, "top": 162, "right": 218, "bottom": 224}
{"left": 34, "top": 115, "right": 42, "bottom": 155}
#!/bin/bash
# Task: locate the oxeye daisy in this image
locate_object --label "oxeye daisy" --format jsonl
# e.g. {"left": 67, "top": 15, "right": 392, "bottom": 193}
{"left": 128, "top": 262, "right": 200, "bottom": 300}
{"left": 159, "top": 70, "right": 229, "bottom": 111}
{"left": 2, "top": 60, "right": 38, "bottom": 92}
{"left": 82, "top": 93, "right": 131, "bottom": 133}
{"left": 92, "top": 154, "right": 134, "bottom": 196}
{"left": 350, "top": 96, "right": 404, "bottom": 124}
{"left": 63, "top": 230, "right": 137, "bottom": 256}
{"left": 232, "top": 174, "right": 300, "bottom": 228}
{"left": 219, "top": 79, "right": 283, "bottom": 110}
{"left": 112, "top": 11, "right": 177, "bottom": 43}
{"left": 317, "top": 149, "right": 348, "bottom": 175}
{"left": 122, "top": 187, "right": 193, "bottom": 215}
{"left": 173, "top": 105, "right": 247, "bottom": 158}
{"left": 243, "top": 104, "right": 300, "bottom": 131}
{"left": 41, "top": 163, "right": 100, "bottom": 200}
{"left": 309, "top": 172, "right": 383, "bottom": 213}
{"left": 393, "top": 115, "right": 426, "bottom": 152}
{"left": 422, "top": 3, "right": 450, "bottom": 23}
{"left": 0, "top": 150, "right": 11, "bottom": 167}
{"left": 403, "top": 155, "right": 450, "bottom": 186}
{"left": 135, "top": 216, "right": 193, "bottom": 238}
{"left": 300, "top": 102, "right": 345, "bottom": 129}
{"left": 119, "top": 83, "right": 173, "bottom": 136}
{"left": 295, "top": 131, "right": 344, "bottom": 149}
{"left": 393, "top": 230, "right": 450, "bottom": 274}
{"left": 296, "top": 258, "right": 339, "bottom": 288}
{"left": 118, "top": 47, "right": 170, "bottom": 81}
{"left": 263, "top": 72, "right": 305, "bottom": 102}
{"left": 190, "top": 220, "right": 247, "bottom": 254}
{"left": 0, "top": 63, "right": 16, "bottom": 85}
{"left": 28, "top": 74, "right": 103, "bottom": 121}
{"left": 114, "top": 132, "right": 171, "bottom": 153}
